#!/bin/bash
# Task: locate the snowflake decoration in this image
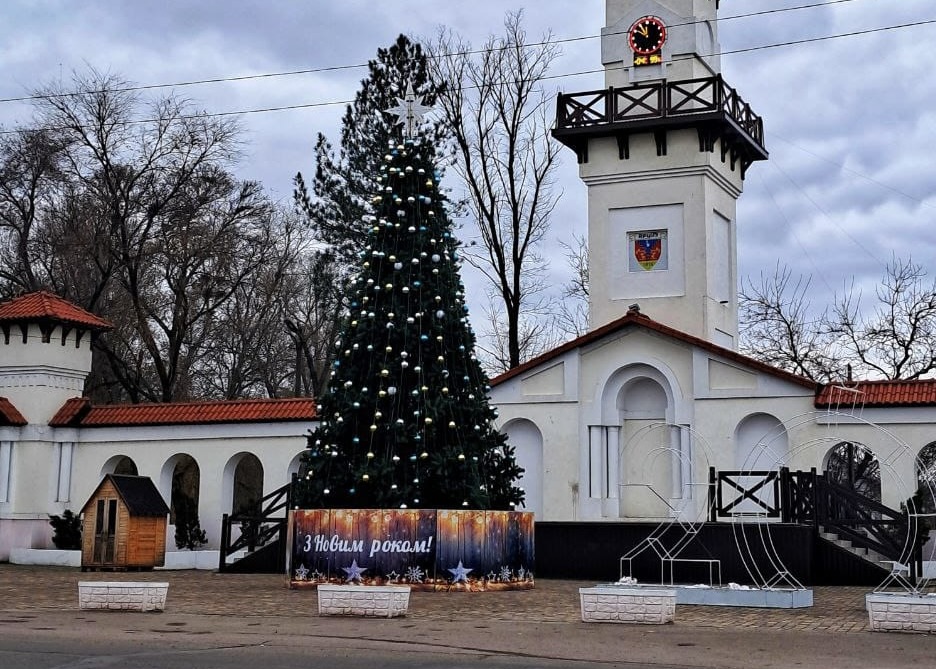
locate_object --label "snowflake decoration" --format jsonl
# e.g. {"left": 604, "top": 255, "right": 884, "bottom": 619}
{"left": 499, "top": 566, "right": 512, "bottom": 582}
{"left": 405, "top": 565, "right": 425, "bottom": 583}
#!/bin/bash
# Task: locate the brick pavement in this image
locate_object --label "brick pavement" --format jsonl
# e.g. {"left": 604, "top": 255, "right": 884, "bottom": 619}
{"left": 0, "top": 564, "right": 877, "bottom": 632}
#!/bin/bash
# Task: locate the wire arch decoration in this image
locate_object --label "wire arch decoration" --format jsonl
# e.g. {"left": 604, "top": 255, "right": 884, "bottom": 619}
{"left": 734, "top": 407, "right": 935, "bottom": 596}
{"left": 614, "top": 405, "right": 936, "bottom": 595}
{"left": 616, "top": 421, "right": 729, "bottom": 587}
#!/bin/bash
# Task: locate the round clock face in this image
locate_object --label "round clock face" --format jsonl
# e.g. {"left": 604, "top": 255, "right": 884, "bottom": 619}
{"left": 628, "top": 16, "right": 667, "bottom": 55}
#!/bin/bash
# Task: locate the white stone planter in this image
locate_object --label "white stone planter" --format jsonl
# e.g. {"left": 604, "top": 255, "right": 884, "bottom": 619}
{"left": 866, "top": 592, "right": 936, "bottom": 633}
{"left": 158, "top": 550, "right": 220, "bottom": 570}
{"left": 10, "top": 548, "right": 81, "bottom": 567}
{"left": 317, "top": 585, "right": 411, "bottom": 618}
{"left": 78, "top": 581, "right": 169, "bottom": 612}
{"left": 579, "top": 586, "right": 676, "bottom": 624}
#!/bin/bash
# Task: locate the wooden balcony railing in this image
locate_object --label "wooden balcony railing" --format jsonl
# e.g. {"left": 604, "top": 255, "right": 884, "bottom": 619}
{"left": 553, "top": 75, "right": 767, "bottom": 172}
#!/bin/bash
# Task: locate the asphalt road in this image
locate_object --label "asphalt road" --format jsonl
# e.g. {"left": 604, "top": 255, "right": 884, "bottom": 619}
{"left": 2, "top": 609, "right": 934, "bottom": 669}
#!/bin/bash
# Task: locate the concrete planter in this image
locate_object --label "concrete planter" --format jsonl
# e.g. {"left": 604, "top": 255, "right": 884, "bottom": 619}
{"left": 579, "top": 586, "right": 676, "bottom": 624}
{"left": 10, "top": 548, "right": 219, "bottom": 570}
{"left": 158, "top": 550, "right": 220, "bottom": 570}
{"left": 866, "top": 592, "right": 936, "bottom": 633}
{"left": 78, "top": 581, "right": 168, "bottom": 612}
{"left": 10, "top": 548, "right": 81, "bottom": 567}
{"left": 317, "top": 584, "right": 411, "bottom": 618}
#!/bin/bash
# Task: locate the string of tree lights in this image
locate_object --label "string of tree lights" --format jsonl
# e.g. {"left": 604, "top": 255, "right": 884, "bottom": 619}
{"left": 293, "top": 134, "right": 525, "bottom": 511}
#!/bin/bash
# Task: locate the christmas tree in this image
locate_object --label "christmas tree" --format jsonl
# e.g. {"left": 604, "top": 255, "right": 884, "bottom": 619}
{"left": 295, "top": 92, "right": 524, "bottom": 512}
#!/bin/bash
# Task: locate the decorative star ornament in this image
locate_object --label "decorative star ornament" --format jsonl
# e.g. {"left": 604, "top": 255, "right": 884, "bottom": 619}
{"left": 448, "top": 560, "right": 473, "bottom": 583}
{"left": 342, "top": 559, "right": 368, "bottom": 583}
{"left": 294, "top": 564, "right": 309, "bottom": 580}
{"left": 386, "top": 82, "right": 432, "bottom": 139}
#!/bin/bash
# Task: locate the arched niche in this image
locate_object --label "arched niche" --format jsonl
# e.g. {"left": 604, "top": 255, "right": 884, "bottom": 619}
{"left": 617, "top": 375, "right": 671, "bottom": 518}
{"left": 160, "top": 453, "right": 202, "bottom": 526}
{"left": 288, "top": 451, "right": 307, "bottom": 480}
{"left": 734, "top": 413, "right": 788, "bottom": 471}
{"left": 501, "top": 418, "right": 544, "bottom": 519}
{"left": 825, "top": 441, "right": 881, "bottom": 503}
{"left": 99, "top": 455, "right": 138, "bottom": 479}
{"left": 221, "top": 452, "right": 264, "bottom": 516}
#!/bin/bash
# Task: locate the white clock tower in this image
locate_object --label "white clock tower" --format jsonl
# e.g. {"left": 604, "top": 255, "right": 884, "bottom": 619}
{"left": 553, "top": 0, "right": 766, "bottom": 348}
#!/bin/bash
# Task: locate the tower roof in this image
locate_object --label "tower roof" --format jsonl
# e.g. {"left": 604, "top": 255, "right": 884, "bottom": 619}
{"left": 0, "top": 397, "right": 27, "bottom": 426}
{"left": 0, "top": 291, "right": 111, "bottom": 331}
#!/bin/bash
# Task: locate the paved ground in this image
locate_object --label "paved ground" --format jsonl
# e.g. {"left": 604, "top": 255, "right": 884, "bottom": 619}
{"left": 1, "top": 564, "right": 934, "bottom": 668}
{"left": 0, "top": 564, "right": 873, "bottom": 631}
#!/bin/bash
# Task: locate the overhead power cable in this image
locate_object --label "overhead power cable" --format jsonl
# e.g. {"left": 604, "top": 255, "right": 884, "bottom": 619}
{"left": 2, "top": 14, "right": 933, "bottom": 137}
{"left": 0, "top": 0, "right": 870, "bottom": 104}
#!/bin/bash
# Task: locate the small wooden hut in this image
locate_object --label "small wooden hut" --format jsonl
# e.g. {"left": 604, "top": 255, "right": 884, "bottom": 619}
{"left": 80, "top": 475, "right": 170, "bottom": 571}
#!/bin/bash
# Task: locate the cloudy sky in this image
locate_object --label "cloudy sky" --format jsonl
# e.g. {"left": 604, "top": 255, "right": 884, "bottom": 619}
{"left": 2, "top": 0, "right": 935, "bottom": 336}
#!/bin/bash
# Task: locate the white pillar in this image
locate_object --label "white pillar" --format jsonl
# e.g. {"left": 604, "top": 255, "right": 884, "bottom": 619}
{"left": 606, "top": 426, "right": 620, "bottom": 499}
{"left": 0, "top": 440, "right": 11, "bottom": 503}
{"left": 670, "top": 425, "right": 683, "bottom": 497}
{"left": 56, "top": 442, "right": 73, "bottom": 503}
{"left": 588, "top": 426, "right": 603, "bottom": 498}
{"left": 680, "top": 426, "right": 693, "bottom": 499}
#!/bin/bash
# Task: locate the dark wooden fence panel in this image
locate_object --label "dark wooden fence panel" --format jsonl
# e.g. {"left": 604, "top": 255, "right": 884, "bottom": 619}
{"left": 535, "top": 522, "right": 880, "bottom": 585}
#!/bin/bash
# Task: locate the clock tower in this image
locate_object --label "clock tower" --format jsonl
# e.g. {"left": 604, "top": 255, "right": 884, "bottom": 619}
{"left": 553, "top": 0, "right": 766, "bottom": 348}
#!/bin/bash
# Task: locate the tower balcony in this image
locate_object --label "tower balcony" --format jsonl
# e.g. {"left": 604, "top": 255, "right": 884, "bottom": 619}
{"left": 552, "top": 75, "right": 767, "bottom": 177}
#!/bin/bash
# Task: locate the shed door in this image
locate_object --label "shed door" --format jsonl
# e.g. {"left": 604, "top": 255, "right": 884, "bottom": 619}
{"left": 92, "top": 498, "right": 118, "bottom": 564}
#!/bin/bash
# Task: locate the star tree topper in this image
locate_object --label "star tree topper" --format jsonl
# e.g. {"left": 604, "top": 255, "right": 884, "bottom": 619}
{"left": 386, "top": 82, "right": 432, "bottom": 139}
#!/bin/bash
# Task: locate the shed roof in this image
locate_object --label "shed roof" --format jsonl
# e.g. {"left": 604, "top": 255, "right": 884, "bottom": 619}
{"left": 81, "top": 475, "right": 169, "bottom": 517}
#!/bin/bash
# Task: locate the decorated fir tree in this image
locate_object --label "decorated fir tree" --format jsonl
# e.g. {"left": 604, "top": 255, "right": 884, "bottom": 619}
{"left": 295, "top": 92, "right": 524, "bottom": 512}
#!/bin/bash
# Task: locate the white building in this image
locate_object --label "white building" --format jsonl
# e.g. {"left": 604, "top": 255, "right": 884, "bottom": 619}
{"left": 0, "top": 291, "right": 315, "bottom": 561}
{"left": 1, "top": 1, "right": 935, "bottom": 570}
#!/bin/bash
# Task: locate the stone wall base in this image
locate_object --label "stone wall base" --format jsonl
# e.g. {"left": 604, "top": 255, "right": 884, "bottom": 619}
{"left": 78, "top": 581, "right": 168, "bottom": 612}
{"left": 580, "top": 586, "right": 675, "bottom": 624}
{"left": 867, "top": 593, "right": 936, "bottom": 633}
{"left": 317, "top": 585, "right": 411, "bottom": 618}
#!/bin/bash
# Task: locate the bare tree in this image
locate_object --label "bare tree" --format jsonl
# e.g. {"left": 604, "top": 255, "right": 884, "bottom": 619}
{"left": 740, "top": 257, "right": 936, "bottom": 382}
{"left": 283, "top": 249, "right": 343, "bottom": 399}
{"left": 739, "top": 263, "right": 840, "bottom": 382}
{"left": 475, "top": 292, "right": 558, "bottom": 374}
{"left": 830, "top": 256, "right": 936, "bottom": 380}
{"left": 556, "top": 233, "right": 589, "bottom": 339}
{"left": 0, "top": 129, "right": 65, "bottom": 291}
{"left": 0, "top": 69, "right": 287, "bottom": 402}
{"left": 428, "top": 11, "right": 562, "bottom": 369}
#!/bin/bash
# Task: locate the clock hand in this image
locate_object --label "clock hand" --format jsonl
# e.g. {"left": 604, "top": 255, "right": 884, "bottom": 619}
{"left": 637, "top": 25, "right": 649, "bottom": 38}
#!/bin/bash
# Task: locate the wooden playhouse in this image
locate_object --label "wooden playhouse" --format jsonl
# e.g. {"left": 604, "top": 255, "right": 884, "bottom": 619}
{"left": 80, "top": 474, "right": 170, "bottom": 571}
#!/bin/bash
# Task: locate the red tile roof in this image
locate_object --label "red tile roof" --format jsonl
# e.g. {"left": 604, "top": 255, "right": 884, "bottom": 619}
{"left": 0, "top": 397, "right": 27, "bottom": 426}
{"left": 490, "top": 310, "right": 817, "bottom": 390}
{"left": 49, "top": 397, "right": 317, "bottom": 427}
{"left": 815, "top": 380, "right": 936, "bottom": 408}
{"left": 0, "top": 291, "right": 111, "bottom": 331}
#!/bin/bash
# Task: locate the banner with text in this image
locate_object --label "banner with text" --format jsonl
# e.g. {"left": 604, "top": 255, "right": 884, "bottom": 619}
{"left": 289, "top": 509, "right": 534, "bottom": 591}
